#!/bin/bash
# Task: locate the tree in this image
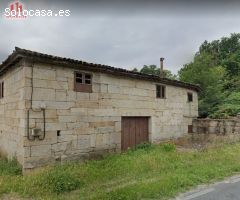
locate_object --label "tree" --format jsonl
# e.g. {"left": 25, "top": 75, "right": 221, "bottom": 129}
{"left": 133, "top": 65, "right": 177, "bottom": 80}
{"left": 140, "top": 65, "right": 160, "bottom": 75}
{"left": 132, "top": 68, "right": 138, "bottom": 72}
{"left": 179, "top": 33, "right": 240, "bottom": 118}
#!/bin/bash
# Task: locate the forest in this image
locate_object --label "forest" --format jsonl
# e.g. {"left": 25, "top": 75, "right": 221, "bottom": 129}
{"left": 133, "top": 34, "right": 240, "bottom": 118}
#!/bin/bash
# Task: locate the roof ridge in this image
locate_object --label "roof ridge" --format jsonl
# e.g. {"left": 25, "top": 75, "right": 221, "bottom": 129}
{"left": 0, "top": 47, "right": 201, "bottom": 92}
{"left": 15, "top": 46, "right": 21, "bottom": 51}
{"left": 13, "top": 47, "right": 165, "bottom": 77}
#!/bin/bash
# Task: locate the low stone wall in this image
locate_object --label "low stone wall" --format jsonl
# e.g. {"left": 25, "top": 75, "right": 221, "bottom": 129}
{"left": 193, "top": 118, "right": 240, "bottom": 135}
{"left": 190, "top": 118, "right": 240, "bottom": 144}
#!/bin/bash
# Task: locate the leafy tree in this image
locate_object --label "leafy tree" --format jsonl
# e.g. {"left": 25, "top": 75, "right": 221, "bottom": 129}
{"left": 163, "top": 70, "right": 178, "bottom": 80}
{"left": 140, "top": 65, "right": 160, "bottom": 75}
{"left": 210, "top": 92, "right": 240, "bottom": 118}
{"left": 179, "top": 33, "right": 240, "bottom": 118}
{"left": 133, "top": 65, "right": 177, "bottom": 80}
{"left": 132, "top": 68, "right": 138, "bottom": 72}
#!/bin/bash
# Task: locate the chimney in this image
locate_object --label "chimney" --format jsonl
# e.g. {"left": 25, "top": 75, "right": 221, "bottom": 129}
{"left": 160, "top": 57, "right": 164, "bottom": 78}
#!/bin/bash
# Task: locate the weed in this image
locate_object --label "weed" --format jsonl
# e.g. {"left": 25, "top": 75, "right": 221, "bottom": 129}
{"left": 36, "top": 165, "right": 82, "bottom": 194}
{"left": 136, "top": 142, "right": 153, "bottom": 150}
{"left": 160, "top": 143, "right": 176, "bottom": 152}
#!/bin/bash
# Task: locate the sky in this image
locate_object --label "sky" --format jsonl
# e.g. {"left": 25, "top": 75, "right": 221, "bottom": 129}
{"left": 1, "top": 0, "right": 240, "bottom": 74}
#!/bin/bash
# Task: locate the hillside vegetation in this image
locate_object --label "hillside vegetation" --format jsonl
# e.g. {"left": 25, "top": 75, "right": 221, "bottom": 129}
{"left": 1, "top": 143, "right": 240, "bottom": 199}
{"left": 179, "top": 33, "right": 240, "bottom": 118}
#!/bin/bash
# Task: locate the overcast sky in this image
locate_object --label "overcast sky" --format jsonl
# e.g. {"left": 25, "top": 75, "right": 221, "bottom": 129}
{"left": 1, "top": 0, "right": 240, "bottom": 73}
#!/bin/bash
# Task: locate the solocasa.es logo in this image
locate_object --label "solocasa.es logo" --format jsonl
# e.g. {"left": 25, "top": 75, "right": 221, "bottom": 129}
{"left": 4, "top": 0, "right": 27, "bottom": 19}
{"left": 4, "top": 1, "right": 71, "bottom": 19}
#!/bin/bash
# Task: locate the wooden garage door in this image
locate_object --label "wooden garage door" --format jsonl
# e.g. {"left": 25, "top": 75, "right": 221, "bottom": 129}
{"left": 121, "top": 117, "right": 149, "bottom": 150}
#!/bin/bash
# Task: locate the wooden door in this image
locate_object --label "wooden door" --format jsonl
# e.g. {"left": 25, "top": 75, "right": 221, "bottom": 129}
{"left": 121, "top": 117, "right": 149, "bottom": 150}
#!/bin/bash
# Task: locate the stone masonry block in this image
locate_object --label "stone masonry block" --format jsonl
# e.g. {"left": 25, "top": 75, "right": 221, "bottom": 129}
{"left": 76, "top": 135, "right": 90, "bottom": 150}
{"left": 46, "top": 122, "right": 67, "bottom": 131}
{"left": 31, "top": 144, "right": 52, "bottom": 157}
{"left": 56, "top": 68, "right": 73, "bottom": 78}
{"left": 33, "top": 88, "right": 55, "bottom": 101}
{"left": 33, "top": 67, "right": 56, "bottom": 80}
{"left": 52, "top": 141, "right": 73, "bottom": 153}
{"left": 56, "top": 90, "right": 67, "bottom": 101}
{"left": 57, "top": 133, "right": 77, "bottom": 143}
{"left": 89, "top": 121, "right": 115, "bottom": 128}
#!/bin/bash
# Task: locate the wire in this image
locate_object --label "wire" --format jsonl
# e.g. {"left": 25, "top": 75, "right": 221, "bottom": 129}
{"left": 27, "top": 63, "right": 46, "bottom": 141}
{"left": 38, "top": 109, "right": 46, "bottom": 140}
{"left": 27, "top": 109, "right": 34, "bottom": 141}
{"left": 27, "top": 63, "right": 34, "bottom": 141}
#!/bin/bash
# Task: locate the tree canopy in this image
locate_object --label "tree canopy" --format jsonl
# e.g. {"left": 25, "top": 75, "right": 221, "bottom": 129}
{"left": 178, "top": 33, "right": 240, "bottom": 118}
{"left": 133, "top": 65, "right": 177, "bottom": 80}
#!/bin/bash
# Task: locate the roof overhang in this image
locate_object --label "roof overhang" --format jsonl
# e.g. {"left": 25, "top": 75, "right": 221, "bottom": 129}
{"left": 0, "top": 47, "right": 202, "bottom": 92}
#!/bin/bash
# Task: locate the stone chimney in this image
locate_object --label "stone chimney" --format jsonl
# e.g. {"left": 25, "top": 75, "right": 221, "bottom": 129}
{"left": 160, "top": 57, "right": 164, "bottom": 78}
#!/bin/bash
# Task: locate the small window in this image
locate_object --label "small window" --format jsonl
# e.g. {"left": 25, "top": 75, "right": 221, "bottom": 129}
{"left": 0, "top": 82, "right": 4, "bottom": 99}
{"left": 187, "top": 92, "right": 193, "bottom": 102}
{"left": 85, "top": 74, "right": 92, "bottom": 84}
{"left": 76, "top": 73, "right": 83, "bottom": 83}
{"left": 74, "top": 72, "right": 92, "bottom": 93}
{"left": 156, "top": 85, "right": 166, "bottom": 98}
{"left": 188, "top": 125, "right": 193, "bottom": 133}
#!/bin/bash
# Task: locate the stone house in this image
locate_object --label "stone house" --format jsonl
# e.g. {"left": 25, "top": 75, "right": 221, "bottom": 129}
{"left": 0, "top": 47, "right": 200, "bottom": 170}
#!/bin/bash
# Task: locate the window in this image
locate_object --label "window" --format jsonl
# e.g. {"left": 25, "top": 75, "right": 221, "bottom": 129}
{"left": 187, "top": 92, "right": 193, "bottom": 102}
{"left": 0, "top": 82, "right": 4, "bottom": 99}
{"left": 85, "top": 74, "right": 92, "bottom": 84}
{"left": 76, "top": 73, "right": 83, "bottom": 83}
{"left": 188, "top": 125, "right": 193, "bottom": 133}
{"left": 74, "top": 72, "right": 92, "bottom": 93}
{"left": 156, "top": 85, "right": 166, "bottom": 98}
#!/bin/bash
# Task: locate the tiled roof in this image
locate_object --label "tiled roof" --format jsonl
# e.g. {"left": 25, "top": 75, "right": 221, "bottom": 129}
{"left": 0, "top": 47, "right": 201, "bottom": 92}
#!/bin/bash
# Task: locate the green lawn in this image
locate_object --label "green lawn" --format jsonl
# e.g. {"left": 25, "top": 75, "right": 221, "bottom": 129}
{"left": 1, "top": 143, "right": 240, "bottom": 200}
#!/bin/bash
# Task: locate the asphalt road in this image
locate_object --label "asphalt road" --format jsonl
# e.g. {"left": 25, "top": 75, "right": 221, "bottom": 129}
{"left": 175, "top": 175, "right": 240, "bottom": 200}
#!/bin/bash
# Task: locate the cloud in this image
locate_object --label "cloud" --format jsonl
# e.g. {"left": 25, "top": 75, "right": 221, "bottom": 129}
{"left": 1, "top": 0, "right": 240, "bottom": 73}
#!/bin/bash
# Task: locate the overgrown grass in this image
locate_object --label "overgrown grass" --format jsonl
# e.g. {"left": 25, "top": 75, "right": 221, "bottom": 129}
{"left": 0, "top": 157, "right": 21, "bottom": 176}
{"left": 1, "top": 143, "right": 240, "bottom": 199}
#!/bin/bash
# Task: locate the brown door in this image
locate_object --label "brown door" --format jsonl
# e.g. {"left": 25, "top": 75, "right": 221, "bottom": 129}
{"left": 121, "top": 117, "right": 149, "bottom": 151}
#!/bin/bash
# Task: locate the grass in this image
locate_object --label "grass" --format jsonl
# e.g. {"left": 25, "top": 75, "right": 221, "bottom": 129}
{"left": 0, "top": 157, "right": 21, "bottom": 176}
{"left": 1, "top": 142, "right": 240, "bottom": 199}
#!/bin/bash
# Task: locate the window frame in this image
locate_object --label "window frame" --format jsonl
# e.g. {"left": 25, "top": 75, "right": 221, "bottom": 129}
{"left": 187, "top": 92, "right": 193, "bottom": 102}
{"left": 156, "top": 84, "right": 166, "bottom": 99}
{"left": 74, "top": 72, "right": 93, "bottom": 93}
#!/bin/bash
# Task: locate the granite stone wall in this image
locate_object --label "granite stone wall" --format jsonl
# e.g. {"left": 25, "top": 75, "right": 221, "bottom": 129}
{"left": 192, "top": 118, "right": 240, "bottom": 135}
{"left": 0, "top": 60, "right": 199, "bottom": 170}
{"left": 0, "top": 61, "right": 26, "bottom": 165}
{"left": 190, "top": 118, "right": 240, "bottom": 144}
